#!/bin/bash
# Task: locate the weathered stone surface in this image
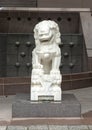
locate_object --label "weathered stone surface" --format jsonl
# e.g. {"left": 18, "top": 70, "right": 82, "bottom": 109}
{"left": 7, "top": 126, "right": 27, "bottom": 130}
{"left": 0, "top": 126, "right": 6, "bottom": 130}
{"left": 28, "top": 125, "right": 48, "bottom": 130}
{"left": 12, "top": 93, "right": 81, "bottom": 117}
{"left": 0, "top": 125, "right": 91, "bottom": 130}
{"left": 88, "top": 125, "right": 92, "bottom": 130}
{"left": 49, "top": 125, "right": 68, "bottom": 130}
{"left": 68, "top": 125, "right": 89, "bottom": 130}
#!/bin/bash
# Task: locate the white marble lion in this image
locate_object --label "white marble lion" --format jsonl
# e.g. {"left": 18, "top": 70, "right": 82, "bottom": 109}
{"left": 31, "top": 20, "right": 62, "bottom": 101}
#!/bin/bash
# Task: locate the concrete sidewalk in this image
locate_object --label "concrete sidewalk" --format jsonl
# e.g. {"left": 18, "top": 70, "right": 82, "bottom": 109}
{"left": 64, "top": 87, "right": 92, "bottom": 114}
{"left": 0, "top": 125, "right": 92, "bottom": 130}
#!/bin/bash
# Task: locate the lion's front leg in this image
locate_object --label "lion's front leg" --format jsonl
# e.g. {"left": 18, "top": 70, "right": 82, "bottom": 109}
{"left": 32, "top": 50, "right": 44, "bottom": 85}
{"left": 51, "top": 55, "right": 61, "bottom": 74}
{"left": 50, "top": 55, "right": 62, "bottom": 85}
{"left": 32, "top": 50, "right": 43, "bottom": 70}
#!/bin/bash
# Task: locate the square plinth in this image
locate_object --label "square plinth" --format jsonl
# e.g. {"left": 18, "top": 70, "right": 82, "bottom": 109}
{"left": 12, "top": 93, "right": 81, "bottom": 117}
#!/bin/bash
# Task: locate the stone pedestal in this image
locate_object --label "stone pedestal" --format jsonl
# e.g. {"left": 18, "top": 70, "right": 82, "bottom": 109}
{"left": 12, "top": 93, "right": 81, "bottom": 117}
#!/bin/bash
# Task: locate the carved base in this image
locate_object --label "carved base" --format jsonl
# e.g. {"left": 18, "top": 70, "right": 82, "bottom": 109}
{"left": 30, "top": 85, "right": 62, "bottom": 101}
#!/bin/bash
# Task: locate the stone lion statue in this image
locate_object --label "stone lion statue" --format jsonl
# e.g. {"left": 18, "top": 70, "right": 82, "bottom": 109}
{"left": 31, "top": 20, "right": 62, "bottom": 101}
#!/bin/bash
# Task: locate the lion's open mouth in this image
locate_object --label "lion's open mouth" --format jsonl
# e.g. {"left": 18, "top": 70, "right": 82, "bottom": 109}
{"left": 39, "top": 35, "right": 52, "bottom": 42}
{"left": 41, "top": 39, "right": 49, "bottom": 42}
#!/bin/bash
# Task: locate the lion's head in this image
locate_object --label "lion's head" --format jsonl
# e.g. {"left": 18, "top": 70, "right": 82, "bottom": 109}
{"left": 34, "top": 20, "right": 61, "bottom": 46}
